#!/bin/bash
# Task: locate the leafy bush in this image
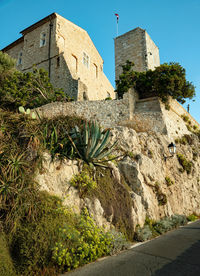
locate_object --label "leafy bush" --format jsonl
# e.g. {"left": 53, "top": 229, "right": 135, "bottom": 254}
{"left": 177, "top": 153, "right": 193, "bottom": 174}
{"left": 116, "top": 61, "right": 195, "bottom": 106}
{"left": 154, "top": 217, "right": 174, "bottom": 234}
{"left": 171, "top": 214, "right": 187, "bottom": 226}
{"left": 52, "top": 208, "right": 129, "bottom": 272}
{"left": 134, "top": 224, "right": 153, "bottom": 241}
{"left": 134, "top": 214, "right": 188, "bottom": 242}
{"left": 187, "top": 214, "right": 198, "bottom": 221}
{"left": 0, "top": 67, "right": 66, "bottom": 110}
{"left": 10, "top": 192, "right": 66, "bottom": 275}
{"left": 0, "top": 51, "right": 16, "bottom": 79}
{"left": 0, "top": 51, "right": 67, "bottom": 110}
{"left": 70, "top": 171, "right": 97, "bottom": 197}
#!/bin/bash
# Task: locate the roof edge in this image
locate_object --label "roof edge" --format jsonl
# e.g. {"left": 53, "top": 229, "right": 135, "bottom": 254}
{"left": 1, "top": 36, "right": 24, "bottom": 52}
{"left": 20, "top": 12, "right": 57, "bottom": 35}
{"left": 115, "top": 27, "right": 145, "bottom": 40}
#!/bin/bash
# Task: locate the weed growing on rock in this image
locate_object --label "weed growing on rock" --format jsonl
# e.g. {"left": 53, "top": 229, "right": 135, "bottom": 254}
{"left": 177, "top": 153, "right": 193, "bottom": 174}
{"left": 165, "top": 176, "right": 174, "bottom": 186}
{"left": 70, "top": 171, "right": 97, "bottom": 197}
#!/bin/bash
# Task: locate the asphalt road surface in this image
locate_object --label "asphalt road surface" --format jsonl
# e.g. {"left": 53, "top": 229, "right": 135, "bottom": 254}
{"left": 62, "top": 220, "right": 200, "bottom": 276}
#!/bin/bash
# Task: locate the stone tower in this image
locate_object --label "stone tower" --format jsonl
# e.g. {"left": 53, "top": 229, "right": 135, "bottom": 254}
{"left": 115, "top": 27, "right": 160, "bottom": 80}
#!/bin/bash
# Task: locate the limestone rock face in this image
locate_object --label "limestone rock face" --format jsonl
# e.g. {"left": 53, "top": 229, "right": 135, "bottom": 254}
{"left": 35, "top": 127, "right": 200, "bottom": 232}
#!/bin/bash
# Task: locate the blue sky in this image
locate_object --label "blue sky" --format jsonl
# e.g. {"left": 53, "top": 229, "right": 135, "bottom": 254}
{"left": 0, "top": 0, "right": 199, "bottom": 122}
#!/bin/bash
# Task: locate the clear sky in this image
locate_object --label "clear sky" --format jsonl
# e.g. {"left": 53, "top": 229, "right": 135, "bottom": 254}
{"left": 0, "top": 0, "right": 199, "bottom": 123}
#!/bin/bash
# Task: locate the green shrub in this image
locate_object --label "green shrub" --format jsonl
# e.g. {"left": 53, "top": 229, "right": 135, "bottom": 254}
{"left": 70, "top": 171, "right": 97, "bottom": 197}
{"left": 0, "top": 231, "right": 16, "bottom": 276}
{"left": 52, "top": 208, "right": 129, "bottom": 272}
{"left": 105, "top": 97, "right": 112, "bottom": 100}
{"left": 134, "top": 214, "right": 188, "bottom": 242}
{"left": 154, "top": 217, "right": 174, "bottom": 234}
{"left": 171, "top": 214, "right": 187, "bottom": 226}
{"left": 0, "top": 52, "right": 66, "bottom": 111}
{"left": 134, "top": 225, "right": 153, "bottom": 241}
{"left": 165, "top": 176, "right": 174, "bottom": 186}
{"left": 116, "top": 61, "right": 195, "bottom": 105}
{"left": 10, "top": 192, "right": 66, "bottom": 275}
{"left": 187, "top": 214, "right": 198, "bottom": 221}
{"left": 177, "top": 153, "right": 193, "bottom": 174}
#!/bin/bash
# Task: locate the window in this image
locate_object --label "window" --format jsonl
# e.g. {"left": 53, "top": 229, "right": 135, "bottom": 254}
{"left": 71, "top": 55, "right": 78, "bottom": 73}
{"left": 93, "top": 63, "right": 98, "bottom": 78}
{"left": 57, "top": 56, "right": 60, "bottom": 67}
{"left": 83, "top": 52, "right": 89, "bottom": 68}
{"left": 17, "top": 51, "right": 22, "bottom": 65}
{"left": 40, "top": 32, "right": 46, "bottom": 47}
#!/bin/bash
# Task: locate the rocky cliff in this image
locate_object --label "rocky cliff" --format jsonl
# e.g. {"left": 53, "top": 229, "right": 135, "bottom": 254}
{"left": 36, "top": 125, "right": 200, "bottom": 237}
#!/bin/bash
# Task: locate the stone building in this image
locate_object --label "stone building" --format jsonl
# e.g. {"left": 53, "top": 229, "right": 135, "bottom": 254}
{"left": 115, "top": 27, "right": 160, "bottom": 80}
{"left": 2, "top": 13, "right": 115, "bottom": 101}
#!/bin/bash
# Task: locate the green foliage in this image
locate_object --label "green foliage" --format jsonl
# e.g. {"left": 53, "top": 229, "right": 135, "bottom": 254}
{"left": 115, "top": 61, "right": 136, "bottom": 99}
{"left": 10, "top": 192, "right": 66, "bottom": 275}
{"left": 134, "top": 214, "right": 188, "bottom": 241}
{"left": 134, "top": 224, "right": 153, "bottom": 241}
{"left": 0, "top": 230, "right": 16, "bottom": 276}
{"left": 89, "top": 166, "right": 134, "bottom": 240}
{"left": 105, "top": 97, "right": 112, "bottom": 100}
{"left": 187, "top": 214, "right": 198, "bottom": 221}
{"left": 41, "top": 116, "right": 84, "bottom": 161}
{"left": 165, "top": 176, "right": 174, "bottom": 186}
{"left": 70, "top": 121, "right": 117, "bottom": 166}
{"left": 52, "top": 208, "right": 113, "bottom": 271}
{"left": 175, "top": 134, "right": 194, "bottom": 146}
{"left": 177, "top": 153, "right": 193, "bottom": 174}
{"left": 0, "top": 110, "right": 128, "bottom": 275}
{"left": 0, "top": 51, "right": 16, "bottom": 78}
{"left": 19, "top": 106, "right": 36, "bottom": 119}
{"left": 0, "top": 51, "right": 66, "bottom": 111}
{"left": 70, "top": 171, "right": 97, "bottom": 197}
{"left": 116, "top": 61, "right": 195, "bottom": 105}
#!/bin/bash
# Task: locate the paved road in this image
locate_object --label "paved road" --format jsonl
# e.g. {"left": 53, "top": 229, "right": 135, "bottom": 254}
{"left": 63, "top": 220, "right": 200, "bottom": 276}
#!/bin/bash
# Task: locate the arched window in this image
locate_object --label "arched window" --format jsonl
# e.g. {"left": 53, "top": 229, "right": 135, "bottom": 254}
{"left": 40, "top": 31, "right": 46, "bottom": 47}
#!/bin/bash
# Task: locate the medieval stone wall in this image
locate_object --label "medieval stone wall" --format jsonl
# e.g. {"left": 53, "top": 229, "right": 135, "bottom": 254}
{"left": 145, "top": 31, "right": 160, "bottom": 70}
{"left": 114, "top": 27, "right": 160, "bottom": 81}
{"left": 34, "top": 94, "right": 199, "bottom": 140}
{"left": 115, "top": 28, "right": 146, "bottom": 80}
{"left": 2, "top": 13, "right": 115, "bottom": 101}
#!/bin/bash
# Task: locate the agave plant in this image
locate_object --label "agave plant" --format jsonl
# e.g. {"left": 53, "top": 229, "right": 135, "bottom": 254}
{"left": 69, "top": 121, "right": 117, "bottom": 166}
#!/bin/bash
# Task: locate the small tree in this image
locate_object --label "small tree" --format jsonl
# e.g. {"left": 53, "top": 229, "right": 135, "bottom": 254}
{"left": 0, "top": 51, "right": 67, "bottom": 110}
{"left": 0, "top": 51, "right": 16, "bottom": 80}
{"left": 116, "top": 61, "right": 195, "bottom": 106}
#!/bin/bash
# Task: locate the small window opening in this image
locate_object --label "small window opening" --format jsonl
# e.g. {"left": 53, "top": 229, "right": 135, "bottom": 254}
{"left": 40, "top": 32, "right": 46, "bottom": 47}
{"left": 83, "top": 52, "right": 89, "bottom": 68}
{"left": 94, "top": 63, "right": 98, "bottom": 78}
{"left": 57, "top": 56, "right": 60, "bottom": 67}
{"left": 17, "top": 51, "right": 22, "bottom": 65}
